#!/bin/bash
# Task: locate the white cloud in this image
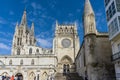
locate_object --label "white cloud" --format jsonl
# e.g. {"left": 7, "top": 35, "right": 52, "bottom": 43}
{"left": 21, "top": 0, "right": 28, "bottom": 4}
{"left": 0, "top": 32, "right": 13, "bottom": 38}
{"left": 95, "top": 9, "right": 108, "bottom": 32}
{"left": 9, "top": 11, "right": 14, "bottom": 15}
{"left": 37, "top": 38, "right": 52, "bottom": 48}
{"left": 31, "top": 2, "right": 42, "bottom": 10}
{"left": 0, "top": 17, "right": 7, "bottom": 24}
{"left": 77, "top": 9, "right": 81, "bottom": 13}
{"left": 68, "top": 13, "right": 73, "bottom": 17}
{"left": 0, "top": 43, "right": 10, "bottom": 50}
{"left": 48, "top": 0, "right": 56, "bottom": 8}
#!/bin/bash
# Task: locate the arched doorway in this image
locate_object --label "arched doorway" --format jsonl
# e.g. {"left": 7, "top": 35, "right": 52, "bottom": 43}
{"left": 63, "top": 64, "right": 70, "bottom": 75}
{"left": 61, "top": 55, "right": 73, "bottom": 75}
{"left": 15, "top": 73, "right": 23, "bottom": 80}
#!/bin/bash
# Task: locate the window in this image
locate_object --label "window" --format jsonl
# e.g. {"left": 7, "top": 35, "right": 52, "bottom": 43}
{"left": 118, "top": 43, "right": 120, "bottom": 52}
{"left": 36, "top": 49, "right": 39, "bottom": 53}
{"left": 63, "top": 64, "right": 70, "bottom": 75}
{"left": 109, "top": 18, "right": 119, "bottom": 38}
{"left": 18, "top": 30, "right": 20, "bottom": 35}
{"left": 105, "top": 0, "right": 110, "bottom": 6}
{"left": 20, "top": 59, "right": 23, "bottom": 65}
{"left": 29, "top": 48, "right": 32, "bottom": 55}
{"left": 9, "top": 60, "right": 12, "bottom": 65}
{"left": 89, "top": 24, "right": 93, "bottom": 32}
{"left": 20, "top": 38, "right": 22, "bottom": 45}
{"left": 17, "top": 49, "right": 20, "bottom": 55}
{"left": 21, "top": 30, "right": 23, "bottom": 35}
{"left": 30, "top": 39, "right": 32, "bottom": 45}
{"left": 66, "top": 64, "right": 70, "bottom": 73}
{"left": 31, "top": 59, "right": 34, "bottom": 65}
{"left": 106, "top": 2, "right": 116, "bottom": 21}
{"left": 116, "top": 0, "right": 120, "bottom": 12}
{"left": 119, "top": 16, "right": 120, "bottom": 26}
{"left": 17, "top": 38, "right": 19, "bottom": 45}
{"left": 26, "top": 39, "right": 27, "bottom": 43}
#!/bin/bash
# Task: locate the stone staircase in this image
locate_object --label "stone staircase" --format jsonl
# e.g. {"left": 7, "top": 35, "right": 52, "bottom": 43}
{"left": 66, "top": 73, "right": 83, "bottom": 80}
{"left": 55, "top": 73, "right": 83, "bottom": 80}
{"left": 55, "top": 73, "right": 66, "bottom": 80}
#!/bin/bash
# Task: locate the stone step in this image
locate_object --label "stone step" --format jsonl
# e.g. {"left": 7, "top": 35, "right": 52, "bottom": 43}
{"left": 55, "top": 73, "right": 83, "bottom": 80}
{"left": 55, "top": 73, "right": 66, "bottom": 80}
{"left": 66, "top": 73, "right": 83, "bottom": 80}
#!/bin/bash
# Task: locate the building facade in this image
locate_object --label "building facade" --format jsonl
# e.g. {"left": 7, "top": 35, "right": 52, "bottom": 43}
{"left": 0, "top": 10, "right": 80, "bottom": 80}
{"left": 0, "top": 0, "right": 116, "bottom": 80}
{"left": 104, "top": 0, "right": 120, "bottom": 79}
{"left": 75, "top": 0, "right": 115, "bottom": 80}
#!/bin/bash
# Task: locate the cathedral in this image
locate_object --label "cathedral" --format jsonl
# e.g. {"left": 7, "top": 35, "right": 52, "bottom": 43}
{"left": 0, "top": 0, "right": 115, "bottom": 80}
{"left": 0, "top": 8, "right": 80, "bottom": 80}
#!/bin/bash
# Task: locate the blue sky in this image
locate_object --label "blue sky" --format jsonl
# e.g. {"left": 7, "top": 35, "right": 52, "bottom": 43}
{"left": 0, "top": 0, "right": 108, "bottom": 55}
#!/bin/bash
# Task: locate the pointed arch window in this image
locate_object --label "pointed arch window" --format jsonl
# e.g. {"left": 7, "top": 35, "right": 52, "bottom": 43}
{"left": 36, "top": 49, "right": 39, "bottom": 53}
{"left": 31, "top": 59, "right": 34, "bottom": 65}
{"left": 89, "top": 23, "right": 93, "bottom": 32}
{"left": 29, "top": 48, "right": 32, "bottom": 55}
{"left": 20, "top": 59, "right": 23, "bottom": 65}
{"left": 63, "top": 64, "right": 70, "bottom": 75}
{"left": 17, "top": 49, "right": 20, "bottom": 55}
{"left": 30, "top": 39, "right": 32, "bottom": 45}
{"left": 18, "top": 30, "right": 20, "bottom": 35}
{"left": 67, "top": 64, "right": 70, "bottom": 73}
{"left": 17, "top": 38, "right": 19, "bottom": 45}
{"left": 9, "top": 59, "right": 12, "bottom": 65}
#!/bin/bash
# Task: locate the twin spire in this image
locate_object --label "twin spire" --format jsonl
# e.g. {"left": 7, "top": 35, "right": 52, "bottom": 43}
{"left": 15, "top": 9, "right": 34, "bottom": 32}
{"left": 17, "top": 0, "right": 94, "bottom": 36}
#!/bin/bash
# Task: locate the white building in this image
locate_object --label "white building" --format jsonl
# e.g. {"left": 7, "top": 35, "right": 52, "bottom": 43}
{"left": 0, "top": 10, "right": 80, "bottom": 80}
{"left": 104, "top": 0, "right": 120, "bottom": 79}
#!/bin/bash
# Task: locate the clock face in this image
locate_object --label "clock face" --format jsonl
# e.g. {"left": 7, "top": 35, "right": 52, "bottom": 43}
{"left": 62, "top": 39, "right": 71, "bottom": 48}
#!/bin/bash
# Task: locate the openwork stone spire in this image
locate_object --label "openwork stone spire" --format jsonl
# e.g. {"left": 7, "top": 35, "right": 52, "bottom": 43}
{"left": 20, "top": 9, "right": 27, "bottom": 26}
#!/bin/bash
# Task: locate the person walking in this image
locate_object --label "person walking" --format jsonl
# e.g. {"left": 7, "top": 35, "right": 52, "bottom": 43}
{"left": 10, "top": 75, "right": 14, "bottom": 80}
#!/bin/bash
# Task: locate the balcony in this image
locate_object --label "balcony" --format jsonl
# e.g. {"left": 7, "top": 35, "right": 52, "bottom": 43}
{"left": 112, "top": 51, "right": 120, "bottom": 61}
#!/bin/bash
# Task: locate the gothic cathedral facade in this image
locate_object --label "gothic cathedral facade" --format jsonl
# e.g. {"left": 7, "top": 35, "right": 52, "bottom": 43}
{"left": 0, "top": 9, "right": 80, "bottom": 80}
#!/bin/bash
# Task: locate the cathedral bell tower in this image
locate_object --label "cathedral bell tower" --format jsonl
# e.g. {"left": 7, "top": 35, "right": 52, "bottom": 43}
{"left": 11, "top": 10, "right": 36, "bottom": 55}
{"left": 53, "top": 21, "right": 80, "bottom": 73}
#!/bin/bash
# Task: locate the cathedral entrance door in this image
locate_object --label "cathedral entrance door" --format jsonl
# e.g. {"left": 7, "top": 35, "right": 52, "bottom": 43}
{"left": 15, "top": 73, "right": 23, "bottom": 80}
{"left": 63, "top": 64, "right": 70, "bottom": 75}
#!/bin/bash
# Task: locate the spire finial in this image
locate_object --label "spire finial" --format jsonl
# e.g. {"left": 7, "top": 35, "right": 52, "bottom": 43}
{"left": 31, "top": 22, "right": 34, "bottom": 33}
{"left": 84, "top": 0, "right": 94, "bottom": 15}
{"left": 56, "top": 20, "right": 58, "bottom": 25}
{"left": 16, "top": 22, "right": 19, "bottom": 26}
{"left": 15, "top": 22, "right": 19, "bottom": 31}
{"left": 74, "top": 22, "right": 77, "bottom": 30}
{"left": 24, "top": 7, "right": 26, "bottom": 11}
{"left": 20, "top": 9, "right": 27, "bottom": 26}
{"left": 56, "top": 20, "right": 58, "bottom": 30}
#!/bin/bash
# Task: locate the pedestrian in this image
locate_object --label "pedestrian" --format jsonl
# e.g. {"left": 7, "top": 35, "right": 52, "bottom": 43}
{"left": 17, "top": 77, "right": 20, "bottom": 80}
{"left": 85, "top": 76, "right": 88, "bottom": 80}
{"left": 10, "top": 75, "right": 14, "bottom": 80}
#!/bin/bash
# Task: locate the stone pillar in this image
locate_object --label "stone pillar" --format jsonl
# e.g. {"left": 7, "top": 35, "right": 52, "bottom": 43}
{"left": 9, "top": 66, "right": 14, "bottom": 77}
{"left": 24, "top": 69, "right": 28, "bottom": 80}
{"left": 36, "top": 70, "right": 40, "bottom": 80}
